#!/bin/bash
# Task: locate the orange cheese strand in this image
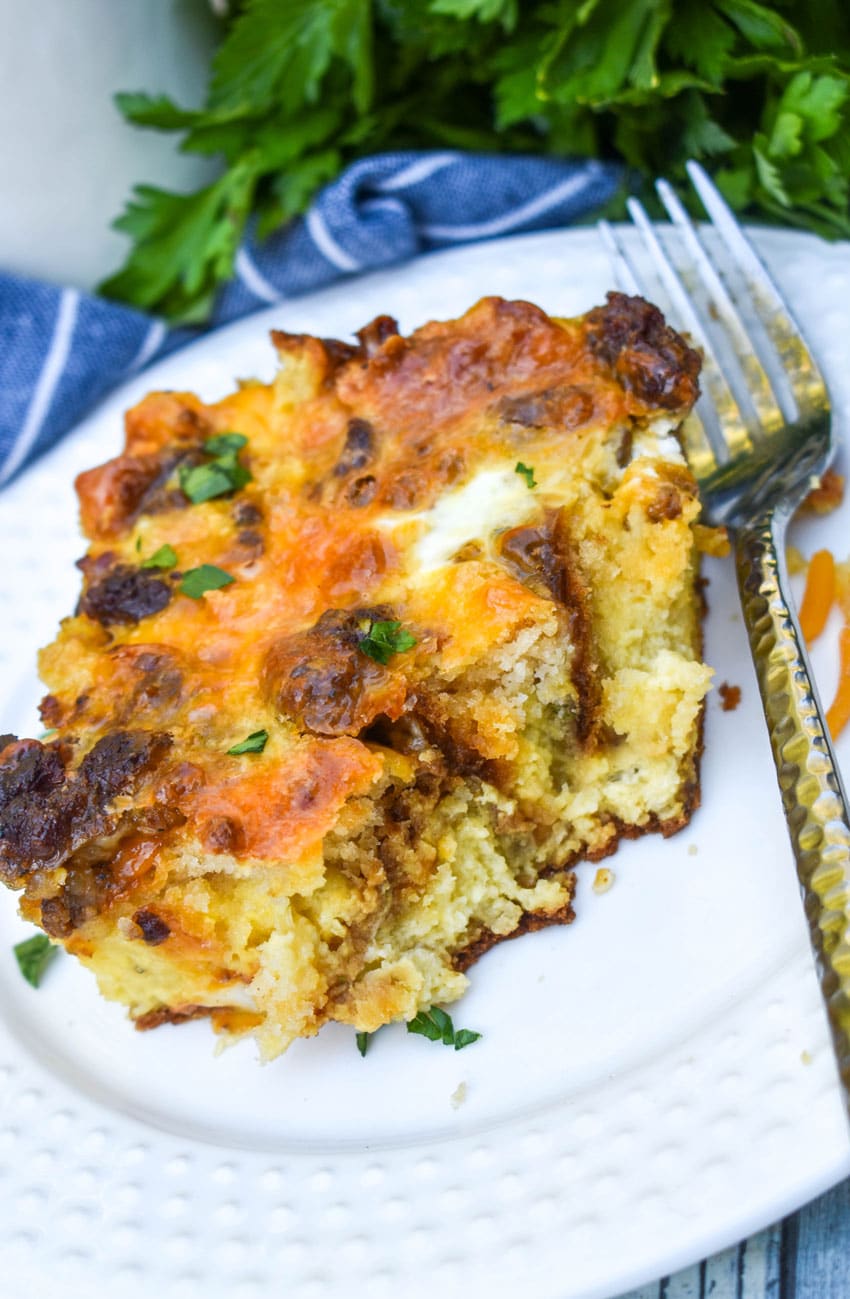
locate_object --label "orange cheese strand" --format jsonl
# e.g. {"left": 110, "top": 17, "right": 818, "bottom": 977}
{"left": 799, "top": 549, "right": 836, "bottom": 644}
{"left": 836, "top": 561, "right": 850, "bottom": 622}
{"left": 827, "top": 626, "right": 850, "bottom": 741}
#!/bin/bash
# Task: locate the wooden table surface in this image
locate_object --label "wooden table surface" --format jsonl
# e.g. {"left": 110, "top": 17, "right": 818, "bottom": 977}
{"left": 619, "top": 1177, "right": 850, "bottom": 1298}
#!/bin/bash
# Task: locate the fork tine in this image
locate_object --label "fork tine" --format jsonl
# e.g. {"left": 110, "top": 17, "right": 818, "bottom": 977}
{"left": 597, "top": 220, "right": 642, "bottom": 295}
{"left": 685, "top": 161, "right": 829, "bottom": 418}
{"left": 625, "top": 196, "right": 756, "bottom": 465}
{"left": 654, "top": 178, "right": 787, "bottom": 435}
{"left": 676, "top": 410, "right": 722, "bottom": 489}
{"left": 597, "top": 219, "right": 719, "bottom": 484}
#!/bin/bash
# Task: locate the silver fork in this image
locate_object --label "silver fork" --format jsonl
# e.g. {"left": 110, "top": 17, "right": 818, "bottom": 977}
{"left": 599, "top": 162, "right": 850, "bottom": 1104}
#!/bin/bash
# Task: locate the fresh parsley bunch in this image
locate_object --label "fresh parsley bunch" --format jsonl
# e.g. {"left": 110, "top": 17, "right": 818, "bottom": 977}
{"left": 103, "top": 0, "right": 850, "bottom": 323}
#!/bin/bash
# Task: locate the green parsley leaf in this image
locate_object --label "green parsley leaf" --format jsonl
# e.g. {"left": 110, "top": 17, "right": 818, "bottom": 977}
{"left": 515, "top": 462, "right": 537, "bottom": 489}
{"left": 356, "top": 1030, "right": 370, "bottom": 1057}
{"left": 665, "top": 4, "right": 737, "bottom": 85}
{"left": 101, "top": 158, "right": 260, "bottom": 324}
{"left": 179, "top": 434, "right": 252, "bottom": 503}
{"left": 783, "top": 72, "right": 848, "bottom": 143}
{"left": 359, "top": 620, "right": 417, "bottom": 666}
{"left": 179, "top": 461, "right": 240, "bottom": 504}
{"left": 210, "top": 455, "right": 252, "bottom": 494}
{"left": 115, "top": 91, "right": 211, "bottom": 131}
{"left": 221, "top": 461, "right": 252, "bottom": 492}
{"left": 430, "top": 0, "right": 517, "bottom": 28}
{"left": 14, "top": 933, "right": 58, "bottom": 988}
{"left": 407, "top": 1006, "right": 481, "bottom": 1049}
{"left": 141, "top": 543, "right": 178, "bottom": 570}
{"left": 204, "top": 432, "right": 248, "bottom": 456}
{"left": 179, "top": 565, "right": 236, "bottom": 600}
{"left": 407, "top": 1010, "right": 444, "bottom": 1042}
{"left": 715, "top": 0, "right": 801, "bottom": 56}
{"left": 227, "top": 729, "right": 269, "bottom": 755}
{"left": 209, "top": 0, "right": 374, "bottom": 118}
{"left": 754, "top": 140, "right": 790, "bottom": 205}
{"left": 428, "top": 1006, "right": 455, "bottom": 1044}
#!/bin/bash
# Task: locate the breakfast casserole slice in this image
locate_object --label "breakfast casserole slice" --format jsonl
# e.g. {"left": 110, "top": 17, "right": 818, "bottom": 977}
{"left": 0, "top": 293, "right": 710, "bottom": 1059}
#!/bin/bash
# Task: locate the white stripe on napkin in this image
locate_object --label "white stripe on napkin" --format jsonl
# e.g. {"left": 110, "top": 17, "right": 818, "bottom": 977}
{"left": 421, "top": 171, "right": 598, "bottom": 241}
{"left": 128, "top": 320, "right": 167, "bottom": 374}
{"left": 376, "top": 154, "right": 459, "bottom": 192}
{"left": 235, "top": 248, "right": 282, "bottom": 304}
{"left": 1, "top": 287, "right": 79, "bottom": 484}
{"left": 305, "top": 207, "right": 361, "bottom": 272}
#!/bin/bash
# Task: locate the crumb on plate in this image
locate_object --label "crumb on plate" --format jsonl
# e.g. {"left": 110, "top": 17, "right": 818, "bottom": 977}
{"left": 718, "top": 682, "right": 742, "bottom": 712}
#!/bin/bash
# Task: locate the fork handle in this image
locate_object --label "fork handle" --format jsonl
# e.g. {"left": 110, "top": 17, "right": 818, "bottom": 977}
{"left": 736, "top": 508, "right": 850, "bottom": 1093}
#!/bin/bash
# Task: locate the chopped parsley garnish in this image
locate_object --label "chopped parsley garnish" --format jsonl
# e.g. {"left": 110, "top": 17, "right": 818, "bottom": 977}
{"left": 515, "top": 462, "right": 537, "bottom": 489}
{"left": 227, "top": 729, "right": 268, "bottom": 755}
{"left": 359, "top": 620, "right": 417, "bottom": 666}
{"left": 179, "top": 459, "right": 248, "bottom": 503}
{"left": 204, "top": 432, "right": 248, "bottom": 456}
{"left": 14, "top": 933, "right": 58, "bottom": 988}
{"left": 179, "top": 564, "right": 235, "bottom": 599}
{"left": 141, "top": 543, "right": 178, "bottom": 570}
{"left": 179, "top": 433, "right": 251, "bottom": 503}
{"left": 356, "top": 1031, "right": 370, "bottom": 1058}
{"left": 407, "top": 1007, "right": 481, "bottom": 1051}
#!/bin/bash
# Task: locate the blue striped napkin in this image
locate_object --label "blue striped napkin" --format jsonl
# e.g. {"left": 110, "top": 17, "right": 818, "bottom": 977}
{"left": 0, "top": 151, "right": 620, "bottom": 485}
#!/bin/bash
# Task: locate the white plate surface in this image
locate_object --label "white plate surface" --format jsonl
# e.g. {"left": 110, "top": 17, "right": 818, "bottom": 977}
{"left": 1, "top": 228, "right": 848, "bottom": 1299}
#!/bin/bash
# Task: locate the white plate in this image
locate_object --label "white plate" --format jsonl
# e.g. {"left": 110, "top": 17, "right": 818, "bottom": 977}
{"left": 1, "top": 228, "right": 848, "bottom": 1299}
